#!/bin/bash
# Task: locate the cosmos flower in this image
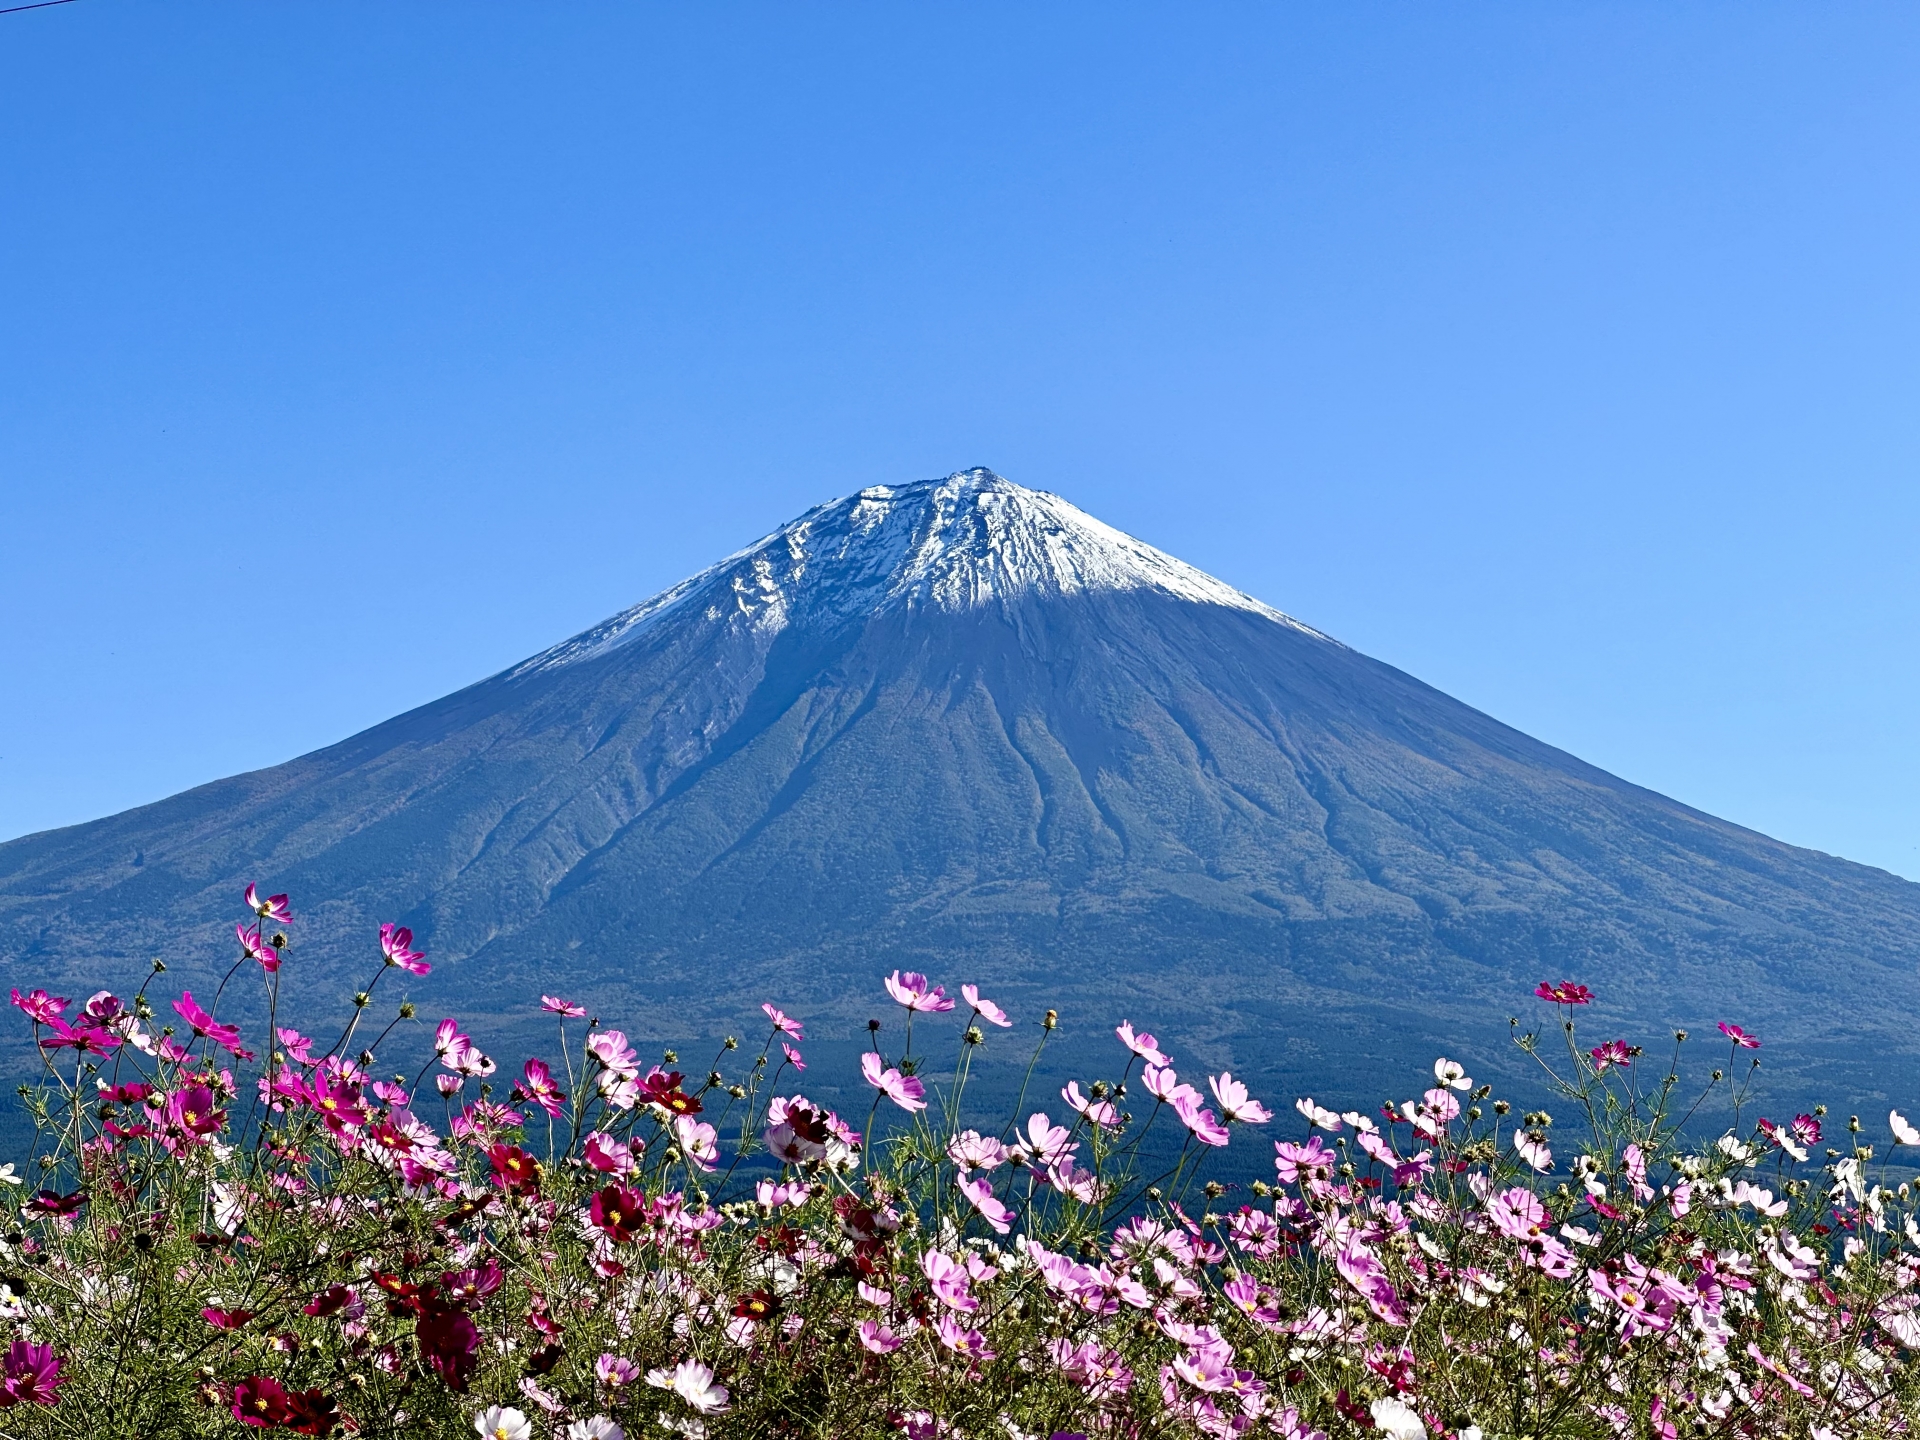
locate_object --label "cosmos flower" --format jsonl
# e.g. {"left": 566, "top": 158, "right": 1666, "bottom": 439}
{"left": 883, "top": 971, "right": 955, "bottom": 1013}
{"left": 860, "top": 1051, "right": 927, "bottom": 1112}
{"left": 512, "top": 1059, "right": 566, "bottom": 1118}
{"left": 590, "top": 1184, "right": 646, "bottom": 1244}
{"left": 1718, "top": 1022, "right": 1760, "bottom": 1050}
{"left": 961, "top": 984, "right": 1011, "bottom": 1027}
{"left": 236, "top": 924, "right": 280, "bottom": 973}
{"left": 171, "top": 992, "right": 251, "bottom": 1058}
{"left": 540, "top": 996, "right": 587, "bottom": 1017}
{"left": 1590, "top": 1040, "right": 1632, "bottom": 1072}
{"left": 946, "top": 1130, "right": 1008, "bottom": 1172}
{"left": 9, "top": 989, "right": 67, "bottom": 1025}
{"left": 958, "top": 1175, "right": 1013, "bottom": 1234}
{"left": 244, "top": 883, "right": 292, "bottom": 924}
{"left": 1208, "top": 1072, "right": 1272, "bottom": 1124}
{"left": 1115, "top": 1021, "right": 1169, "bottom": 1066}
{"left": 232, "top": 1376, "right": 291, "bottom": 1427}
{"left": 761, "top": 1003, "right": 804, "bottom": 1037}
{"left": 472, "top": 1407, "right": 532, "bottom": 1440}
{"left": 1534, "top": 981, "right": 1593, "bottom": 1006}
{"left": 379, "top": 923, "right": 429, "bottom": 975}
{"left": 644, "top": 1359, "right": 729, "bottom": 1414}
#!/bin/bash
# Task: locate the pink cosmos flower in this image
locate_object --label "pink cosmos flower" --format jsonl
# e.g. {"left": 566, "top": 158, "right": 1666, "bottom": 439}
{"left": 761, "top": 1003, "right": 804, "bottom": 1038}
{"left": 946, "top": 1130, "right": 1008, "bottom": 1172}
{"left": 1141, "top": 1064, "right": 1197, "bottom": 1106}
{"left": 781, "top": 1042, "right": 805, "bottom": 1072}
{"left": 585, "top": 1029, "right": 640, "bottom": 1079}
{"left": 379, "top": 923, "right": 429, "bottom": 975}
{"left": 858, "top": 1318, "right": 905, "bottom": 1353}
{"left": 1062, "top": 1081, "right": 1120, "bottom": 1129}
{"left": 513, "top": 1059, "right": 567, "bottom": 1118}
{"left": 1515, "top": 1134, "right": 1553, "bottom": 1173}
{"left": 860, "top": 1051, "right": 927, "bottom": 1112}
{"left": 436, "top": 1074, "right": 464, "bottom": 1098}
{"left": 1718, "top": 1021, "right": 1760, "bottom": 1049}
{"left": 166, "top": 1084, "right": 224, "bottom": 1140}
{"left": 1209, "top": 1073, "right": 1272, "bottom": 1124}
{"left": 1115, "top": 1021, "right": 1169, "bottom": 1066}
{"left": 1589, "top": 1265, "right": 1675, "bottom": 1339}
{"left": 1534, "top": 980, "right": 1593, "bottom": 1005}
{"left": 584, "top": 1131, "right": 642, "bottom": 1175}
{"left": 236, "top": 923, "right": 280, "bottom": 973}
{"left": 1273, "top": 1136, "right": 1335, "bottom": 1186}
{"left": 9, "top": 989, "right": 67, "bottom": 1025}
{"left": 541, "top": 996, "right": 587, "bottom": 1018}
{"left": 1045, "top": 1153, "right": 1104, "bottom": 1204}
{"left": 958, "top": 1175, "right": 1013, "bottom": 1234}
{"left": 172, "top": 992, "right": 252, "bottom": 1058}
{"left": 1171, "top": 1090, "right": 1231, "bottom": 1147}
{"left": 276, "top": 1027, "right": 316, "bottom": 1064}
{"left": 960, "top": 984, "right": 1011, "bottom": 1027}
{"left": 37, "top": 1017, "right": 123, "bottom": 1057}
{"left": 755, "top": 1179, "right": 810, "bottom": 1208}
{"left": 1590, "top": 1039, "right": 1631, "bottom": 1072}
{"left": 1011, "top": 1112, "right": 1074, "bottom": 1167}
{"left": 920, "top": 1249, "right": 980, "bottom": 1311}
{"left": 244, "top": 883, "right": 292, "bottom": 924}
{"left": 0, "top": 1341, "right": 63, "bottom": 1407}
{"left": 934, "top": 1313, "right": 995, "bottom": 1361}
{"left": 595, "top": 1353, "right": 639, "bottom": 1387}
{"left": 1487, "top": 1186, "right": 1549, "bottom": 1242}
{"left": 883, "top": 971, "right": 955, "bottom": 1013}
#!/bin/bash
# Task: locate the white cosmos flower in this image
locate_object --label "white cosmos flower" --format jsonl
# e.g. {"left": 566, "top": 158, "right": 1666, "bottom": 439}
{"left": 565, "top": 1420, "right": 625, "bottom": 1440}
{"left": 1433, "top": 1058, "right": 1472, "bottom": 1092}
{"left": 647, "top": 1359, "right": 731, "bottom": 1414}
{"left": 1370, "top": 1396, "right": 1428, "bottom": 1440}
{"left": 1891, "top": 1110, "right": 1920, "bottom": 1147}
{"left": 473, "top": 1407, "right": 533, "bottom": 1440}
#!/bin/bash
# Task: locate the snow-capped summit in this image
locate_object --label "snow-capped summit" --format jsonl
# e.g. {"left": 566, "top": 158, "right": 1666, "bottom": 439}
{"left": 519, "top": 469, "right": 1325, "bottom": 675}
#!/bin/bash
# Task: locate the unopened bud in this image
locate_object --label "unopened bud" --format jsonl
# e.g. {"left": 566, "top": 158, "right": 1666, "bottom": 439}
{"left": 270, "top": 933, "right": 287, "bottom": 949}
{"left": 1493, "top": 1100, "right": 1510, "bottom": 1115}
{"left": 1144, "top": 1186, "right": 1162, "bottom": 1202}
{"left": 963, "top": 1026, "right": 983, "bottom": 1046}
{"left": 724, "top": 1036, "right": 738, "bottom": 1050}
{"left": 663, "top": 1050, "right": 677, "bottom": 1065}
{"left": 353, "top": 992, "right": 370, "bottom": 1009}
{"left": 1850, "top": 1116, "right": 1862, "bottom": 1133}
{"left": 1204, "top": 1180, "right": 1224, "bottom": 1199}
{"left": 398, "top": 1001, "right": 416, "bottom": 1019}
{"left": 868, "top": 1019, "right": 881, "bottom": 1033}
{"left": 1043, "top": 1009, "right": 1058, "bottom": 1031}
{"left": 728, "top": 1085, "right": 746, "bottom": 1099}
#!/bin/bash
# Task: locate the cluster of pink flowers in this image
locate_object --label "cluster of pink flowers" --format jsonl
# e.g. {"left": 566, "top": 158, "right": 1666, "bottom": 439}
{"left": 0, "top": 886, "right": 1916, "bottom": 1438}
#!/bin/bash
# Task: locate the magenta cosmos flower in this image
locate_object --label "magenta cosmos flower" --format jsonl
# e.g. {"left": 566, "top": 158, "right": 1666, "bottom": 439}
{"left": 379, "top": 923, "right": 429, "bottom": 975}
{"left": 244, "top": 883, "right": 292, "bottom": 925}
{"left": 236, "top": 923, "right": 280, "bottom": 974}
{"left": 883, "top": 971, "right": 954, "bottom": 1013}
{"left": 540, "top": 995, "right": 586, "bottom": 1017}
{"left": 860, "top": 1051, "right": 927, "bottom": 1112}
{"left": 1718, "top": 1021, "right": 1760, "bottom": 1050}
{"left": 761, "top": 1003, "right": 804, "bottom": 1037}
{"left": 960, "top": 985, "right": 1011, "bottom": 1027}
{"left": 512, "top": 1059, "right": 566, "bottom": 1118}
{"left": 172, "top": 991, "right": 252, "bottom": 1058}
{"left": 1534, "top": 981, "right": 1593, "bottom": 1006}
{"left": 9, "top": 989, "right": 67, "bottom": 1025}
{"left": 0, "top": 1340, "right": 64, "bottom": 1406}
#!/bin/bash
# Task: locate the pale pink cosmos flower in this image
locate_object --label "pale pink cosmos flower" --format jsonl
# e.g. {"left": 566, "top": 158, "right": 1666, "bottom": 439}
{"left": 883, "top": 971, "right": 955, "bottom": 1013}
{"left": 1062, "top": 1081, "right": 1120, "bottom": 1129}
{"left": 860, "top": 1052, "right": 927, "bottom": 1113}
{"left": 1588, "top": 1265, "right": 1675, "bottom": 1339}
{"left": 761, "top": 1003, "right": 803, "bottom": 1038}
{"left": 644, "top": 1359, "right": 729, "bottom": 1414}
{"left": 1623, "top": 1142, "right": 1654, "bottom": 1200}
{"left": 674, "top": 1115, "right": 719, "bottom": 1171}
{"left": 1011, "top": 1112, "right": 1074, "bottom": 1167}
{"left": 858, "top": 1318, "right": 904, "bottom": 1353}
{"left": 958, "top": 1176, "right": 1013, "bottom": 1233}
{"left": 960, "top": 984, "right": 1011, "bottom": 1027}
{"left": 436, "top": 1074, "right": 463, "bottom": 1098}
{"left": 585, "top": 1029, "right": 640, "bottom": 1079}
{"left": 1115, "top": 1021, "right": 1169, "bottom": 1066}
{"left": 946, "top": 1130, "right": 1008, "bottom": 1172}
{"left": 1487, "top": 1186, "right": 1549, "bottom": 1242}
{"left": 856, "top": 1281, "right": 892, "bottom": 1307}
{"left": 755, "top": 1180, "right": 810, "bottom": 1209}
{"left": 1515, "top": 1134, "right": 1553, "bottom": 1173}
{"left": 1295, "top": 1098, "right": 1341, "bottom": 1130}
{"left": 379, "top": 923, "right": 429, "bottom": 976}
{"left": 1141, "top": 1064, "right": 1197, "bottom": 1107}
{"left": 1208, "top": 1073, "right": 1272, "bottom": 1124}
{"left": 1273, "top": 1136, "right": 1335, "bottom": 1186}
{"left": 1045, "top": 1153, "right": 1105, "bottom": 1203}
{"left": 541, "top": 996, "right": 587, "bottom": 1018}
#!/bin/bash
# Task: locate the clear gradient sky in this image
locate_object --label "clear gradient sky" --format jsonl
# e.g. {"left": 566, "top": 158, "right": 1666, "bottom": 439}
{"left": 3, "top": 5, "right": 1918, "bottom": 877}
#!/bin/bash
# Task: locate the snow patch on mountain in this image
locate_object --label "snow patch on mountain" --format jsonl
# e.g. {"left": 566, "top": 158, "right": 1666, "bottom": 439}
{"left": 515, "top": 469, "right": 1330, "bottom": 676}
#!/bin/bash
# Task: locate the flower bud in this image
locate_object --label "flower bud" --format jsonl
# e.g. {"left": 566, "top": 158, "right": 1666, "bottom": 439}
{"left": 1043, "top": 1009, "right": 1058, "bottom": 1031}
{"left": 724, "top": 1036, "right": 738, "bottom": 1050}
{"left": 398, "top": 1001, "right": 416, "bottom": 1019}
{"left": 663, "top": 1050, "right": 678, "bottom": 1065}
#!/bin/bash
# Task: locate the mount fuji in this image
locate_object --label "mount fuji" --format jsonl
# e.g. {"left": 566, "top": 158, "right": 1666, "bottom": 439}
{"left": 4, "top": 469, "right": 1918, "bottom": 1111}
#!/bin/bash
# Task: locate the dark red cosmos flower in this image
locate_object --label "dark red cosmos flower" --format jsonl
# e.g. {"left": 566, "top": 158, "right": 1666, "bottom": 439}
{"left": 284, "top": 1388, "right": 339, "bottom": 1437}
{"left": 733, "top": 1289, "right": 779, "bottom": 1321}
{"left": 590, "top": 1184, "right": 646, "bottom": 1245}
{"left": 1534, "top": 981, "right": 1594, "bottom": 1006}
{"left": 487, "top": 1143, "right": 540, "bottom": 1194}
{"left": 415, "top": 1308, "right": 481, "bottom": 1391}
{"left": 231, "top": 1375, "right": 292, "bottom": 1428}
{"left": 201, "top": 1307, "right": 255, "bottom": 1330}
{"left": 641, "top": 1068, "right": 700, "bottom": 1115}
{"left": 302, "top": 1284, "right": 356, "bottom": 1319}
{"left": 25, "top": 1190, "right": 86, "bottom": 1218}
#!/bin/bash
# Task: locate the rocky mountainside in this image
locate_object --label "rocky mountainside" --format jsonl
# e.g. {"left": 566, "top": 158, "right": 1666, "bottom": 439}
{"left": 4, "top": 469, "right": 1916, "bottom": 1113}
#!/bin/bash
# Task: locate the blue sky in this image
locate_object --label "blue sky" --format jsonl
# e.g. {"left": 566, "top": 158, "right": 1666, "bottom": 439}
{"left": 3, "top": 4, "right": 1918, "bottom": 877}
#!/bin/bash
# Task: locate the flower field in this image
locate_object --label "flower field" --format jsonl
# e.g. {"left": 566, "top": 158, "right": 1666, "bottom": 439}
{"left": 0, "top": 887, "right": 1915, "bottom": 1438}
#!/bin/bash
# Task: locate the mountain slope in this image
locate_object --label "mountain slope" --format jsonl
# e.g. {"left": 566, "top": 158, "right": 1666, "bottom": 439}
{"left": 3, "top": 470, "right": 1916, "bottom": 1110}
